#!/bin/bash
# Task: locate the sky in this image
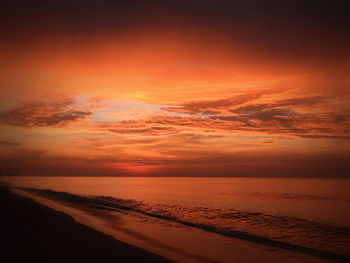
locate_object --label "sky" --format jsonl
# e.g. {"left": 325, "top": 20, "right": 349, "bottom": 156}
{"left": 0, "top": 0, "right": 349, "bottom": 177}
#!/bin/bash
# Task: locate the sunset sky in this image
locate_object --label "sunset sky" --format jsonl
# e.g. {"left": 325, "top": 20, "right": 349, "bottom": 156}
{"left": 1, "top": 0, "right": 349, "bottom": 177}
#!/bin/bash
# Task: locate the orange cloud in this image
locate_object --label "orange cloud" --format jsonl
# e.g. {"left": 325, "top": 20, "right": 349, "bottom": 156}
{"left": 0, "top": 99, "right": 91, "bottom": 127}
{"left": 94, "top": 92, "right": 349, "bottom": 140}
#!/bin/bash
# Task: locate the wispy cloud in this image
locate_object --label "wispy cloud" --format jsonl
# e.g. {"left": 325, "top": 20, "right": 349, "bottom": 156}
{"left": 0, "top": 99, "right": 92, "bottom": 127}
{"left": 162, "top": 92, "right": 264, "bottom": 115}
{"left": 100, "top": 94, "right": 349, "bottom": 140}
{"left": 0, "top": 141, "right": 21, "bottom": 146}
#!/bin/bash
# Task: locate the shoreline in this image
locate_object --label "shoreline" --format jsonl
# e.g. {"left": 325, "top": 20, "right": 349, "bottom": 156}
{"left": 0, "top": 186, "right": 173, "bottom": 263}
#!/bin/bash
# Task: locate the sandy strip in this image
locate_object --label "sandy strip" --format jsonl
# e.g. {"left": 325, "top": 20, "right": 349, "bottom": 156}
{"left": 0, "top": 186, "right": 173, "bottom": 263}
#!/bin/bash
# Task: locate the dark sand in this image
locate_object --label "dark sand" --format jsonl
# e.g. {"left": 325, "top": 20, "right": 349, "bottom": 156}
{"left": 0, "top": 186, "right": 173, "bottom": 263}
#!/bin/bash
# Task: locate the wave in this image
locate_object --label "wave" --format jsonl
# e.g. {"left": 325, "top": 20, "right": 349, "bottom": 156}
{"left": 17, "top": 187, "right": 350, "bottom": 262}
{"left": 218, "top": 191, "right": 350, "bottom": 202}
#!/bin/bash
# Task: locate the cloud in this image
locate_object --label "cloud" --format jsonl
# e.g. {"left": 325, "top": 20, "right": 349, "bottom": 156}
{"left": 101, "top": 116, "right": 242, "bottom": 136}
{"left": 108, "top": 126, "right": 180, "bottom": 136}
{"left": 236, "top": 108, "right": 295, "bottom": 121}
{"left": 162, "top": 93, "right": 263, "bottom": 115}
{"left": 2, "top": 94, "right": 346, "bottom": 142}
{"left": 0, "top": 141, "right": 21, "bottom": 146}
{"left": 0, "top": 99, "right": 92, "bottom": 127}
{"left": 297, "top": 134, "right": 350, "bottom": 140}
{"left": 102, "top": 94, "right": 349, "bottom": 139}
{"left": 273, "top": 96, "right": 330, "bottom": 107}
{"left": 163, "top": 92, "right": 331, "bottom": 119}
{"left": 2, "top": 147, "right": 349, "bottom": 177}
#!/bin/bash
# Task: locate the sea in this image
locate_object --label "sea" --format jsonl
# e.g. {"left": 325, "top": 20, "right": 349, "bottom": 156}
{"left": 1, "top": 176, "right": 349, "bottom": 263}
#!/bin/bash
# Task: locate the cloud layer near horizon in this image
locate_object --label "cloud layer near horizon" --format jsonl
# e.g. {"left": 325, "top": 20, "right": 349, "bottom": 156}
{"left": 1, "top": 86, "right": 349, "bottom": 177}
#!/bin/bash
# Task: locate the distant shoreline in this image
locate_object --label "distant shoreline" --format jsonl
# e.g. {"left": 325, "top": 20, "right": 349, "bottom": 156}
{"left": 2, "top": 175, "right": 350, "bottom": 178}
{"left": 0, "top": 186, "right": 172, "bottom": 263}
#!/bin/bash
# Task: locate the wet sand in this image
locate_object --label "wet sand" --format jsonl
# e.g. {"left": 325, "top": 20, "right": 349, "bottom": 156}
{"left": 0, "top": 186, "right": 172, "bottom": 263}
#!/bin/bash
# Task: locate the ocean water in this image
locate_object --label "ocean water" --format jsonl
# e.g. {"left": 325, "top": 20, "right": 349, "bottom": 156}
{"left": 1, "top": 177, "right": 350, "bottom": 263}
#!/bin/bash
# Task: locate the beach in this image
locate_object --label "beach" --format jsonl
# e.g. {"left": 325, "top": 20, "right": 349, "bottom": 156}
{"left": 0, "top": 186, "right": 172, "bottom": 263}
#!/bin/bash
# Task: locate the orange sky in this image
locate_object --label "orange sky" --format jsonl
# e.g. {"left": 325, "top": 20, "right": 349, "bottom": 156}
{"left": 1, "top": 1, "right": 349, "bottom": 177}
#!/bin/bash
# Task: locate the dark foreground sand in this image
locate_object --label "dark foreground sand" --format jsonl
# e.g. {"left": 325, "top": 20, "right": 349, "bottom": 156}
{"left": 0, "top": 186, "right": 173, "bottom": 263}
